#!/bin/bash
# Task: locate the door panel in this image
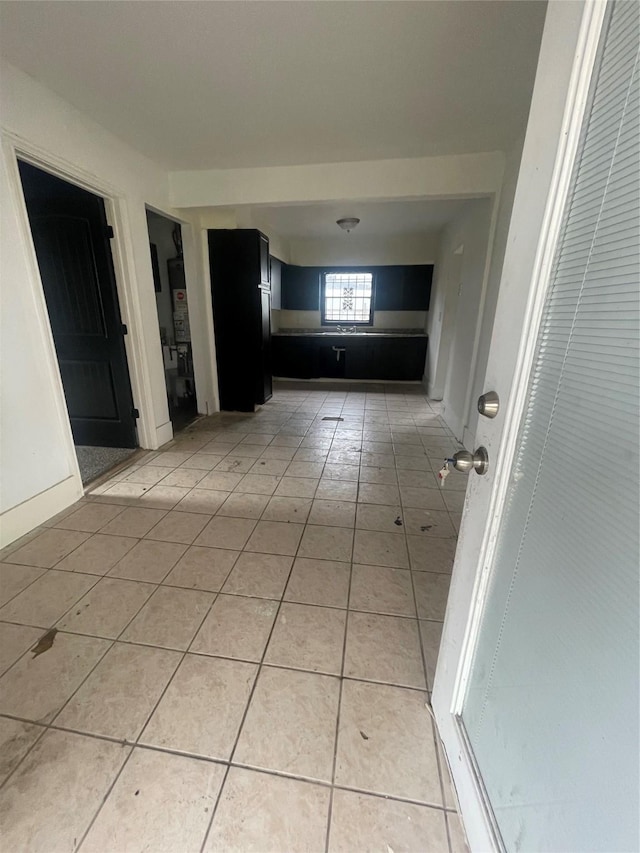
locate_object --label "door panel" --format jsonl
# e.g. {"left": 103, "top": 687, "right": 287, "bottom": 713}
{"left": 260, "top": 288, "right": 273, "bottom": 404}
{"left": 437, "top": 3, "right": 638, "bottom": 850}
{"left": 19, "top": 161, "right": 137, "bottom": 448}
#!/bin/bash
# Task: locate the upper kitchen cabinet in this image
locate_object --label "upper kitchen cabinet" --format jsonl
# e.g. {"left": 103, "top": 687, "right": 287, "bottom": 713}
{"left": 281, "top": 265, "right": 321, "bottom": 310}
{"left": 374, "top": 265, "right": 433, "bottom": 311}
{"left": 208, "top": 229, "right": 272, "bottom": 412}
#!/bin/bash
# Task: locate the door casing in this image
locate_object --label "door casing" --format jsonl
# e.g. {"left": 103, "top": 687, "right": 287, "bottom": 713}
{"left": 431, "top": 2, "right": 609, "bottom": 849}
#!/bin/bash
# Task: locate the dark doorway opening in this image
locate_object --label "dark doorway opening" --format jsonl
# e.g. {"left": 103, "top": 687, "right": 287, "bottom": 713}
{"left": 18, "top": 160, "right": 138, "bottom": 484}
{"left": 146, "top": 210, "right": 198, "bottom": 433}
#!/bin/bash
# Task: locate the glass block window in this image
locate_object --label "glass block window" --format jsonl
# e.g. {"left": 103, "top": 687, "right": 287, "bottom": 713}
{"left": 322, "top": 272, "right": 373, "bottom": 324}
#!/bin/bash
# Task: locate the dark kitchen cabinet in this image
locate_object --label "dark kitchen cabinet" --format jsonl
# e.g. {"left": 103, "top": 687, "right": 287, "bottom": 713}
{"left": 208, "top": 229, "right": 272, "bottom": 411}
{"left": 375, "top": 266, "right": 433, "bottom": 311}
{"left": 272, "top": 335, "right": 427, "bottom": 381}
{"left": 269, "top": 256, "right": 282, "bottom": 310}
{"left": 273, "top": 336, "right": 317, "bottom": 378}
{"left": 281, "top": 265, "right": 321, "bottom": 310}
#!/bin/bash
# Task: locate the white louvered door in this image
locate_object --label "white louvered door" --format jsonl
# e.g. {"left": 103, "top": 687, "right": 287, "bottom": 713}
{"left": 455, "top": 2, "right": 639, "bottom": 850}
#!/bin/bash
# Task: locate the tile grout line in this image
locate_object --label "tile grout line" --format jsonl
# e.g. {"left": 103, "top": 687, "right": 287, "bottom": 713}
{"left": 74, "top": 550, "right": 236, "bottom": 853}
{"left": 196, "top": 466, "right": 326, "bottom": 853}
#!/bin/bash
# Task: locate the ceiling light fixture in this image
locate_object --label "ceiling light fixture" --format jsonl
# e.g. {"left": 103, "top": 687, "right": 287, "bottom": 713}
{"left": 336, "top": 217, "right": 360, "bottom": 233}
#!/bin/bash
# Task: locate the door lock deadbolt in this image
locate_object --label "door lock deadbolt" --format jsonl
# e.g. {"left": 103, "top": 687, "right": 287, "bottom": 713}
{"left": 478, "top": 391, "right": 499, "bottom": 419}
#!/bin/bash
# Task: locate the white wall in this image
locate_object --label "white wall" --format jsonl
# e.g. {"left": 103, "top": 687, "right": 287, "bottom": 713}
{"left": 440, "top": 199, "right": 493, "bottom": 439}
{"left": 169, "top": 152, "right": 504, "bottom": 208}
{"left": 0, "top": 60, "right": 215, "bottom": 546}
{"left": 288, "top": 232, "right": 438, "bottom": 266}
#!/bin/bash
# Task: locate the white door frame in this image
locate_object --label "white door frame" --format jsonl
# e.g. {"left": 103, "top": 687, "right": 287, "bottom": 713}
{"left": 431, "top": 2, "right": 608, "bottom": 850}
{"left": 2, "top": 132, "right": 170, "bottom": 458}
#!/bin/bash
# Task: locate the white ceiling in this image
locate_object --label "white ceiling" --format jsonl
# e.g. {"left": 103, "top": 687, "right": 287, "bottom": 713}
{"left": 0, "top": 1, "right": 546, "bottom": 170}
{"left": 242, "top": 198, "right": 468, "bottom": 240}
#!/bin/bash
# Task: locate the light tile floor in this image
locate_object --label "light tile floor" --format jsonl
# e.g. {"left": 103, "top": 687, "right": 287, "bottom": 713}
{"left": 0, "top": 381, "right": 470, "bottom": 853}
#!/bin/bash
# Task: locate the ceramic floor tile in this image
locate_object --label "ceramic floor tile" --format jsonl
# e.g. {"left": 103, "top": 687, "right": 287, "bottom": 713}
{"left": 6, "top": 528, "right": 92, "bottom": 568}
{"left": 234, "top": 666, "right": 339, "bottom": 781}
{"left": 344, "top": 611, "right": 425, "bottom": 689}
{"left": 443, "top": 490, "right": 466, "bottom": 514}
{"left": 357, "top": 483, "right": 401, "bottom": 506}
{"left": 407, "top": 535, "right": 457, "bottom": 573}
{"left": 159, "top": 467, "right": 209, "bottom": 488}
{"left": 262, "top": 496, "right": 312, "bottom": 523}
{"left": 322, "top": 464, "right": 360, "bottom": 481}
{"left": 271, "top": 434, "right": 304, "bottom": 447}
{"left": 307, "top": 499, "right": 356, "bottom": 528}
{"left": 403, "top": 508, "right": 457, "bottom": 538}
{"left": 152, "top": 450, "right": 199, "bottom": 468}
{"left": 53, "top": 502, "right": 124, "bottom": 533}
{"left": 355, "top": 503, "right": 405, "bottom": 534}
{"left": 353, "top": 530, "right": 409, "bottom": 569}
{"left": 190, "top": 594, "right": 278, "bottom": 661}
{"left": 298, "top": 525, "right": 354, "bottom": 563}
{"left": 349, "top": 563, "right": 415, "bottom": 617}
{"left": 244, "top": 520, "right": 304, "bottom": 557}
{"left": 0, "top": 563, "right": 44, "bottom": 607}
{"left": 419, "top": 620, "right": 444, "bottom": 690}
{"left": 56, "top": 577, "right": 155, "bottom": 638}
{"left": 274, "top": 477, "right": 319, "bottom": 498}
{"left": 400, "top": 486, "right": 448, "bottom": 511}
{"left": 231, "top": 444, "right": 267, "bottom": 459}
{"left": 360, "top": 453, "right": 395, "bottom": 469}
{"left": 413, "top": 572, "right": 451, "bottom": 621}
{"left": 100, "top": 482, "right": 151, "bottom": 501}
{"left": 144, "top": 510, "right": 210, "bottom": 545}
{"left": 0, "top": 622, "right": 43, "bottom": 676}
{"left": 204, "top": 766, "right": 330, "bottom": 853}
{"left": 54, "top": 533, "right": 138, "bottom": 575}
{"left": 180, "top": 453, "right": 225, "bottom": 470}
{"left": 217, "top": 492, "right": 270, "bottom": 519}
{"left": 108, "top": 540, "right": 188, "bottom": 583}
{"left": 121, "top": 586, "right": 214, "bottom": 650}
{"left": 82, "top": 747, "right": 226, "bottom": 853}
{"left": 140, "top": 654, "right": 257, "bottom": 760}
{"left": 194, "top": 516, "right": 257, "bottom": 550}
{"left": 335, "top": 679, "right": 441, "bottom": 804}
{"left": 56, "top": 641, "right": 181, "bottom": 739}
{"left": 293, "top": 448, "right": 329, "bottom": 463}
{"left": 0, "top": 717, "right": 43, "bottom": 784}
{"left": 314, "top": 479, "right": 358, "bottom": 502}
{"left": 265, "top": 602, "right": 346, "bottom": 674}
{"left": 395, "top": 456, "right": 432, "bottom": 472}
{"left": 163, "top": 545, "right": 238, "bottom": 591}
{"left": 284, "top": 557, "right": 351, "bottom": 609}
{"left": 285, "top": 461, "right": 325, "bottom": 479}
{"left": 198, "top": 471, "right": 244, "bottom": 491}
{"left": 125, "top": 465, "right": 176, "bottom": 486}
{"left": 176, "top": 488, "right": 230, "bottom": 514}
{"left": 0, "top": 729, "right": 128, "bottom": 853}
{"left": 358, "top": 465, "right": 399, "bottom": 485}
{"left": 138, "top": 485, "right": 194, "bottom": 509}
{"left": 0, "top": 570, "right": 98, "bottom": 627}
{"left": 260, "top": 445, "right": 297, "bottom": 460}
{"left": 328, "top": 789, "right": 449, "bottom": 853}
{"left": 397, "top": 468, "right": 439, "bottom": 488}
{"left": 0, "top": 632, "right": 110, "bottom": 722}
{"left": 100, "top": 507, "right": 167, "bottom": 538}
{"left": 236, "top": 473, "right": 281, "bottom": 495}
{"left": 222, "top": 551, "right": 293, "bottom": 598}
{"left": 249, "top": 458, "right": 289, "bottom": 476}
{"left": 214, "top": 456, "right": 254, "bottom": 473}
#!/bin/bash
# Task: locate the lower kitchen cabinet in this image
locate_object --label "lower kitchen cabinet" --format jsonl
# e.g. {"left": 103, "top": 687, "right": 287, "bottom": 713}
{"left": 272, "top": 335, "right": 427, "bottom": 381}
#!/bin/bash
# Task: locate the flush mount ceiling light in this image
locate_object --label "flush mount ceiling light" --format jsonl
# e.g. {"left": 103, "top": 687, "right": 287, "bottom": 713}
{"left": 336, "top": 217, "right": 360, "bottom": 233}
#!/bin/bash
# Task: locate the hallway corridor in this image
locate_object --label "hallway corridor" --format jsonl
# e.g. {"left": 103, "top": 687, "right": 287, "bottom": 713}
{"left": 0, "top": 383, "right": 468, "bottom": 852}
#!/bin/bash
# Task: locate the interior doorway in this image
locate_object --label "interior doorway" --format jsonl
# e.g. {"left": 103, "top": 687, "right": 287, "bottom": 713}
{"left": 146, "top": 210, "right": 198, "bottom": 432}
{"left": 18, "top": 160, "right": 138, "bottom": 485}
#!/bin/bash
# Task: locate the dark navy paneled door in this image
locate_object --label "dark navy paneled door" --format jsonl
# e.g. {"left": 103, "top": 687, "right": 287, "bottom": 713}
{"left": 19, "top": 161, "right": 137, "bottom": 448}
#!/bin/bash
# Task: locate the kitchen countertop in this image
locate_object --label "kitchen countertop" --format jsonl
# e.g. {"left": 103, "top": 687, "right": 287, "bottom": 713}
{"left": 273, "top": 329, "right": 427, "bottom": 338}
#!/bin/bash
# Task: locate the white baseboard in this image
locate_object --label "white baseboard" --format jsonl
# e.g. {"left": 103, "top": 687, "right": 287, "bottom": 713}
{"left": 0, "top": 475, "right": 83, "bottom": 549}
{"left": 154, "top": 421, "right": 174, "bottom": 448}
